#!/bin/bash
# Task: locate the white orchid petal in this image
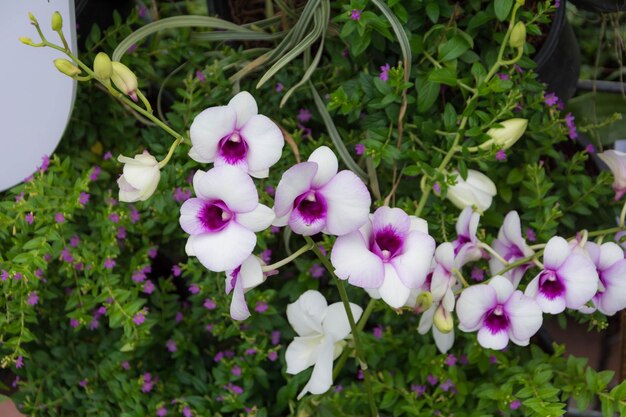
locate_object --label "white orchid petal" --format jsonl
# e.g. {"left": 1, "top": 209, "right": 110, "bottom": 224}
{"left": 319, "top": 171, "right": 371, "bottom": 236}
{"left": 242, "top": 114, "right": 284, "bottom": 172}
{"left": 273, "top": 162, "right": 317, "bottom": 217}
{"left": 190, "top": 222, "right": 256, "bottom": 272}
{"left": 308, "top": 146, "right": 338, "bottom": 188}
{"left": 287, "top": 290, "right": 327, "bottom": 337}
{"left": 378, "top": 264, "right": 411, "bottom": 308}
{"left": 331, "top": 230, "right": 385, "bottom": 288}
{"left": 190, "top": 106, "right": 236, "bottom": 161}
{"left": 192, "top": 166, "right": 258, "bottom": 213}
{"left": 228, "top": 91, "right": 258, "bottom": 128}
{"left": 323, "top": 302, "right": 363, "bottom": 341}
{"left": 456, "top": 284, "right": 496, "bottom": 331}
{"left": 236, "top": 204, "right": 275, "bottom": 232}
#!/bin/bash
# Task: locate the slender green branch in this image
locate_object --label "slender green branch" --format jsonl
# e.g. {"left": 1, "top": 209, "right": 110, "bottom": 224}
{"left": 620, "top": 199, "right": 626, "bottom": 228}
{"left": 333, "top": 299, "right": 377, "bottom": 380}
{"left": 477, "top": 242, "right": 509, "bottom": 266}
{"left": 157, "top": 137, "right": 183, "bottom": 168}
{"left": 261, "top": 242, "right": 314, "bottom": 272}
{"left": 452, "top": 268, "right": 469, "bottom": 288}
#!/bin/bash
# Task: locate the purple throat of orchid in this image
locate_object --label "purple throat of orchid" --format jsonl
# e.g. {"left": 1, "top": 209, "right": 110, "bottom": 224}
{"left": 484, "top": 304, "right": 510, "bottom": 333}
{"left": 538, "top": 269, "right": 565, "bottom": 300}
{"left": 199, "top": 200, "right": 234, "bottom": 232}
{"left": 454, "top": 234, "right": 471, "bottom": 255}
{"left": 294, "top": 190, "right": 327, "bottom": 225}
{"left": 218, "top": 131, "right": 248, "bottom": 163}
{"left": 371, "top": 226, "right": 404, "bottom": 261}
{"left": 504, "top": 244, "right": 525, "bottom": 262}
{"left": 228, "top": 266, "right": 241, "bottom": 292}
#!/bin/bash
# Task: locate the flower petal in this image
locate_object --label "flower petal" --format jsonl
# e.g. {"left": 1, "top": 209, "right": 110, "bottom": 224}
{"left": 242, "top": 114, "right": 284, "bottom": 173}
{"left": 319, "top": 171, "right": 371, "bottom": 236}
{"left": 331, "top": 231, "right": 385, "bottom": 288}
{"left": 505, "top": 291, "right": 542, "bottom": 343}
{"left": 489, "top": 275, "right": 515, "bottom": 304}
{"left": 543, "top": 236, "right": 571, "bottom": 270}
{"left": 559, "top": 254, "right": 599, "bottom": 309}
{"left": 456, "top": 284, "right": 496, "bottom": 331}
{"left": 190, "top": 222, "right": 256, "bottom": 272}
{"left": 409, "top": 216, "right": 429, "bottom": 233}
{"left": 378, "top": 264, "right": 411, "bottom": 308}
{"left": 598, "top": 242, "right": 625, "bottom": 271}
{"left": 229, "top": 270, "right": 251, "bottom": 321}
{"left": 287, "top": 290, "right": 327, "bottom": 337}
{"left": 179, "top": 198, "right": 208, "bottom": 235}
{"left": 308, "top": 146, "right": 338, "bottom": 188}
{"left": 288, "top": 208, "right": 327, "bottom": 236}
{"left": 286, "top": 334, "right": 324, "bottom": 375}
{"left": 433, "top": 326, "right": 454, "bottom": 354}
{"left": 228, "top": 91, "right": 258, "bottom": 128}
{"left": 274, "top": 162, "right": 317, "bottom": 217}
{"left": 236, "top": 204, "right": 275, "bottom": 232}
{"left": 373, "top": 206, "right": 411, "bottom": 236}
{"left": 596, "top": 259, "right": 626, "bottom": 315}
{"left": 322, "top": 302, "right": 363, "bottom": 341}
{"left": 417, "top": 306, "right": 435, "bottom": 334}
{"left": 193, "top": 166, "right": 258, "bottom": 213}
{"left": 298, "top": 336, "right": 335, "bottom": 398}
{"left": 477, "top": 327, "right": 509, "bottom": 350}
{"left": 190, "top": 106, "right": 236, "bottom": 161}
{"left": 392, "top": 231, "right": 436, "bottom": 289}
{"left": 240, "top": 255, "right": 265, "bottom": 290}
{"left": 189, "top": 146, "right": 213, "bottom": 163}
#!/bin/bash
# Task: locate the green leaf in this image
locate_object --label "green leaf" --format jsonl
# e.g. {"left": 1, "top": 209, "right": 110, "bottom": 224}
{"left": 428, "top": 67, "right": 457, "bottom": 86}
{"left": 494, "top": 0, "right": 513, "bottom": 21}
{"left": 416, "top": 76, "right": 440, "bottom": 113}
{"left": 443, "top": 103, "right": 457, "bottom": 131}
{"left": 425, "top": 2, "right": 440, "bottom": 23}
{"left": 438, "top": 35, "right": 471, "bottom": 62}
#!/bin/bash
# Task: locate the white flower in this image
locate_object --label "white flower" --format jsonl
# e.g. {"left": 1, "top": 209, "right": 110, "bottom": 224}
{"left": 482, "top": 118, "right": 528, "bottom": 150}
{"left": 225, "top": 255, "right": 267, "bottom": 321}
{"left": 117, "top": 151, "right": 161, "bottom": 202}
{"left": 446, "top": 169, "right": 497, "bottom": 212}
{"left": 285, "top": 290, "right": 362, "bottom": 398}
{"left": 597, "top": 150, "right": 626, "bottom": 200}
{"left": 189, "top": 91, "right": 284, "bottom": 178}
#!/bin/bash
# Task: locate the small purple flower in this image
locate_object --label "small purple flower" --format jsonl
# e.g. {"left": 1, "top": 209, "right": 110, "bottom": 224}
{"left": 510, "top": 399, "right": 521, "bottom": 410}
{"left": 544, "top": 92, "right": 559, "bottom": 106}
{"left": 130, "top": 208, "right": 140, "bottom": 223}
{"left": 427, "top": 375, "right": 438, "bottom": 385}
{"left": 355, "top": 143, "right": 365, "bottom": 156}
{"left": 70, "top": 318, "right": 79, "bottom": 328}
{"left": 156, "top": 406, "right": 167, "bottom": 417}
{"left": 471, "top": 267, "right": 485, "bottom": 281}
{"left": 25, "top": 212, "right": 34, "bottom": 224}
{"left": 214, "top": 351, "right": 224, "bottom": 362}
{"left": 555, "top": 0, "right": 561, "bottom": 7}
{"left": 175, "top": 311, "right": 183, "bottom": 323}
{"left": 245, "top": 348, "right": 257, "bottom": 355}
{"left": 565, "top": 113, "right": 578, "bottom": 140}
{"left": 255, "top": 301, "right": 268, "bottom": 313}
{"left": 188, "top": 284, "right": 200, "bottom": 295}
{"left": 358, "top": 369, "right": 364, "bottom": 380}
{"left": 117, "top": 227, "right": 127, "bottom": 239}
{"left": 55, "top": 212, "right": 66, "bottom": 223}
{"left": 444, "top": 354, "right": 457, "bottom": 366}
{"left": 132, "top": 270, "right": 146, "bottom": 283}
{"left": 103, "top": 151, "right": 112, "bottom": 160}
{"left": 226, "top": 383, "right": 244, "bottom": 395}
{"left": 267, "top": 351, "right": 278, "bottom": 361}
{"left": 379, "top": 63, "right": 390, "bottom": 82}
{"left": 104, "top": 258, "right": 116, "bottom": 269}
{"left": 38, "top": 155, "right": 50, "bottom": 173}
{"left": 309, "top": 263, "right": 324, "bottom": 278}
{"left": 195, "top": 70, "right": 206, "bottom": 83}
{"left": 148, "top": 247, "right": 158, "bottom": 258}
{"left": 372, "top": 325, "right": 383, "bottom": 339}
{"left": 526, "top": 228, "right": 536, "bottom": 242}
{"left": 497, "top": 73, "right": 510, "bottom": 80}
{"left": 183, "top": 407, "right": 192, "bottom": 417}
{"left": 121, "top": 361, "right": 130, "bottom": 370}
{"left": 276, "top": 83, "right": 284, "bottom": 92}
{"left": 15, "top": 192, "right": 24, "bottom": 202}
{"left": 12, "top": 376, "right": 20, "bottom": 387}
{"left": 15, "top": 356, "right": 24, "bottom": 369}
{"left": 108, "top": 213, "right": 119, "bottom": 223}
{"left": 0, "top": 270, "right": 8, "bottom": 281}
{"left": 90, "top": 166, "right": 101, "bottom": 181}
{"left": 79, "top": 379, "right": 88, "bottom": 388}
{"left": 495, "top": 149, "right": 507, "bottom": 161}
{"left": 231, "top": 365, "right": 242, "bottom": 376}
{"left": 79, "top": 192, "right": 90, "bottom": 205}
{"left": 133, "top": 309, "right": 147, "bottom": 325}
{"left": 172, "top": 265, "right": 182, "bottom": 277}
{"left": 173, "top": 187, "right": 192, "bottom": 203}
{"left": 70, "top": 235, "right": 80, "bottom": 247}
{"left": 271, "top": 330, "right": 281, "bottom": 345}
{"left": 411, "top": 384, "right": 426, "bottom": 396}
{"left": 433, "top": 182, "right": 441, "bottom": 195}
{"left": 27, "top": 291, "right": 39, "bottom": 306}
{"left": 143, "top": 280, "right": 155, "bottom": 294}
{"left": 142, "top": 381, "right": 154, "bottom": 393}
{"left": 297, "top": 108, "right": 312, "bottom": 123}
{"left": 440, "top": 379, "right": 455, "bottom": 392}
{"left": 205, "top": 324, "right": 214, "bottom": 333}
{"left": 61, "top": 247, "right": 73, "bottom": 263}
{"left": 203, "top": 298, "right": 216, "bottom": 310}
{"left": 351, "top": 9, "right": 362, "bottom": 20}
{"left": 586, "top": 144, "right": 595, "bottom": 154}
{"left": 166, "top": 339, "right": 177, "bottom": 352}
{"left": 260, "top": 249, "right": 272, "bottom": 264}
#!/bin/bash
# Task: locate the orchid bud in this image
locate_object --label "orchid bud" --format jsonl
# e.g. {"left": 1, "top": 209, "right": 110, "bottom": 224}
{"left": 446, "top": 169, "right": 497, "bottom": 212}
{"left": 433, "top": 304, "right": 454, "bottom": 334}
{"left": 28, "top": 12, "right": 38, "bottom": 25}
{"left": 51, "top": 11, "right": 63, "bottom": 31}
{"left": 111, "top": 61, "right": 138, "bottom": 101}
{"left": 53, "top": 59, "right": 81, "bottom": 77}
{"left": 117, "top": 151, "right": 161, "bottom": 202}
{"left": 414, "top": 291, "right": 433, "bottom": 313}
{"left": 481, "top": 118, "right": 528, "bottom": 151}
{"left": 597, "top": 150, "right": 626, "bottom": 200}
{"left": 94, "top": 52, "right": 113, "bottom": 80}
{"left": 509, "top": 22, "right": 526, "bottom": 49}
{"left": 19, "top": 37, "right": 35, "bottom": 46}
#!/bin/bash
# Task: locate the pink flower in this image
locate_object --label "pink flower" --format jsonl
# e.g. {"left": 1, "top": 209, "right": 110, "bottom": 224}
{"left": 172, "top": 265, "right": 182, "bottom": 277}
{"left": 350, "top": 9, "right": 362, "bottom": 20}
{"left": 355, "top": 143, "right": 365, "bottom": 156}
{"left": 166, "top": 339, "right": 177, "bottom": 352}
{"left": 495, "top": 149, "right": 507, "bottom": 161}
{"left": 457, "top": 275, "right": 543, "bottom": 349}
{"left": 488, "top": 211, "right": 535, "bottom": 287}
{"left": 104, "top": 258, "right": 116, "bottom": 269}
{"left": 598, "top": 150, "right": 626, "bottom": 200}
{"left": 297, "top": 108, "right": 312, "bottom": 123}
{"left": 103, "top": 151, "right": 112, "bottom": 160}
{"left": 584, "top": 242, "right": 626, "bottom": 316}
{"left": 27, "top": 291, "right": 39, "bottom": 305}
{"left": 156, "top": 406, "right": 167, "bottom": 416}
{"left": 90, "top": 166, "right": 101, "bottom": 181}
{"left": 544, "top": 92, "right": 558, "bottom": 106}
{"left": 117, "top": 227, "right": 127, "bottom": 239}
{"left": 195, "top": 70, "right": 206, "bottom": 82}
{"left": 189, "top": 284, "right": 200, "bottom": 294}
{"left": 225, "top": 256, "right": 266, "bottom": 320}
{"left": 452, "top": 207, "right": 483, "bottom": 267}
{"left": 109, "top": 213, "right": 119, "bottom": 223}
{"left": 180, "top": 166, "right": 274, "bottom": 272}
{"left": 255, "top": 301, "right": 268, "bottom": 313}
{"left": 143, "top": 280, "right": 155, "bottom": 294}
{"left": 275, "top": 83, "right": 284, "bottom": 92}
{"left": 79, "top": 192, "right": 90, "bottom": 204}
{"left": 273, "top": 146, "right": 371, "bottom": 236}
{"left": 203, "top": 298, "right": 216, "bottom": 310}
{"left": 70, "top": 318, "right": 79, "bottom": 328}
{"left": 25, "top": 212, "right": 34, "bottom": 224}
{"left": 525, "top": 236, "right": 599, "bottom": 314}
{"left": 133, "top": 309, "right": 147, "bottom": 325}
{"left": 189, "top": 91, "right": 284, "bottom": 178}
{"left": 565, "top": 112, "right": 578, "bottom": 140}
{"left": 331, "top": 206, "right": 435, "bottom": 308}
{"left": 379, "top": 63, "right": 390, "bottom": 81}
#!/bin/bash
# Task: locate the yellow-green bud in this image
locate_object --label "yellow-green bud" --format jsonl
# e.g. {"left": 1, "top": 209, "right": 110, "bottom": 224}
{"left": 19, "top": 37, "right": 35, "bottom": 46}
{"left": 414, "top": 291, "right": 433, "bottom": 313}
{"left": 51, "top": 11, "right": 63, "bottom": 31}
{"left": 481, "top": 118, "right": 528, "bottom": 151}
{"left": 509, "top": 22, "right": 526, "bottom": 49}
{"left": 111, "top": 61, "right": 138, "bottom": 101}
{"left": 94, "top": 53, "right": 113, "bottom": 80}
{"left": 28, "top": 12, "right": 38, "bottom": 25}
{"left": 53, "top": 59, "right": 81, "bottom": 77}
{"left": 433, "top": 304, "right": 454, "bottom": 334}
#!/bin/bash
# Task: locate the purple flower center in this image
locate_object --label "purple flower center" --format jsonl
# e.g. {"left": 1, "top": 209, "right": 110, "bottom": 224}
{"left": 484, "top": 304, "right": 509, "bottom": 333}
{"left": 372, "top": 226, "right": 403, "bottom": 261}
{"left": 454, "top": 234, "right": 471, "bottom": 255}
{"left": 504, "top": 244, "right": 525, "bottom": 261}
{"left": 218, "top": 131, "right": 248, "bottom": 163}
{"left": 538, "top": 269, "right": 565, "bottom": 299}
{"left": 199, "top": 201, "right": 233, "bottom": 232}
{"left": 294, "top": 191, "right": 327, "bottom": 224}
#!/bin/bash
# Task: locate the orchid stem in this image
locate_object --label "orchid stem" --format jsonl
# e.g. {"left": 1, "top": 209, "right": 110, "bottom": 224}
{"left": 303, "top": 235, "right": 378, "bottom": 417}
{"left": 452, "top": 268, "right": 470, "bottom": 288}
{"left": 158, "top": 137, "right": 182, "bottom": 168}
{"left": 477, "top": 242, "right": 509, "bottom": 266}
{"left": 333, "top": 298, "right": 377, "bottom": 380}
{"left": 261, "top": 243, "right": 314, "bottom": 272}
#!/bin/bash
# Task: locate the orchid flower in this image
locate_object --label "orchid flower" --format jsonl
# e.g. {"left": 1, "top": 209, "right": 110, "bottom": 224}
{"left": 457, "top": 275, "right": 543, "bottom": 350}
{"left": 452, "top": 207, "right": 483, "bottom": 267}
{"left": 597, "top": 150, "right": 626, "bottom": 200}
{"left": 446, "top": 169, "right": 497, "bottom": 212}
{"left": 117, "top": 151, "right": 160, "bottom": 202}
{"left": 331, "top": 206, "right": 435, "bottom": 308}
{"left": 417, "top": 243, "right": 459, "bottom": 353}
{"left": 273, "top": 146, "right": 371, "bottom": 236}
{"left": 525, "top": 236, "right": 599, "bottom": 314}
{"left": 488, "top": 211, "right": 534, "bottom": 287}
{"left": 179, "top": 165, "right": 274, "bottom": 272}
{"left": 189, "top": 91, "right": 284, "bottom": 178}
{"left": 285, "top": 290, "right": 362, "bottom": 398}
{"left": 584, "top": 242, "right": 626, "bottom": 316}
{"left": 225, "top": 255, "right": 267, "bottom": 321}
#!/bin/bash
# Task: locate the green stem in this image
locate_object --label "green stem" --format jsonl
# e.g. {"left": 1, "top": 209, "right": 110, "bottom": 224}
{"left": 157, "top": 137, "right": 183, "bottom": 168}
{"left": 303, "top": 236, "right": 378, "bottom": 417}
{"left": 333, "top": 299, "right": 377, "bottom": 379}
{"left": 261, "top": 243, "right": 314, "bottom": 272}
{"left": 477, "top": 242, "right": 509, "bottom": 266}
{"left": 619, "top": 199, "right": 626, "bottom": 228}
{"left": 136, "top": 89, "right": 153, "bottom": 114}
{"left": 452, "top": 268, "right": 470, "bottom": 288}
